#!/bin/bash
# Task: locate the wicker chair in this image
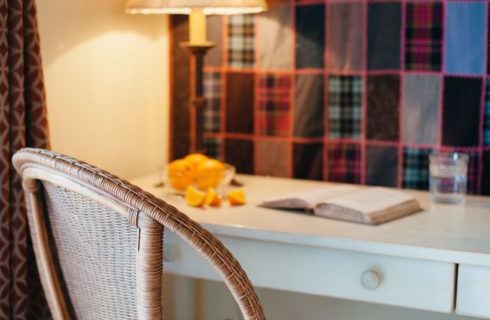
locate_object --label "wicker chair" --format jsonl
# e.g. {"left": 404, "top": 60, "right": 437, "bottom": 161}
{"left": 13, "top": 148, "right": 265, "bottom": 320}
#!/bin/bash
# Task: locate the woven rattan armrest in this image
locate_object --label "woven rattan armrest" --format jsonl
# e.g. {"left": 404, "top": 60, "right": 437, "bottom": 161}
{"left": 13, "top": 148, "right": 265, "bottom": 320}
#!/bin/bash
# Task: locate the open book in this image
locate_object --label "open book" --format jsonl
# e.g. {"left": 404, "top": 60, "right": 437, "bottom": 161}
{"left": 260, "top": 186, "right": 422, "bottom": 225}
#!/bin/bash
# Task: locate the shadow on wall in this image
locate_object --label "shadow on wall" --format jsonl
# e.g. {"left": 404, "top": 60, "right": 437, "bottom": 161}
{"left": 36, "top": 0, "right": 169, "bottom": 179}
{"left": 38, "top": 0, "right": 165, "bottom": 67}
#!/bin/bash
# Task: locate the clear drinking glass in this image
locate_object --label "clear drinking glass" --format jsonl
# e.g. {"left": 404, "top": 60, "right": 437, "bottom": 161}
{"left": 429, "top": 152, "right": 468, "bottom": 204}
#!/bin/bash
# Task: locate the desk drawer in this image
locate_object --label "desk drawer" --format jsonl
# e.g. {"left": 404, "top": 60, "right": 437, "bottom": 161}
{"left": 164, "top": 233, "right": 455, "bottom": 313}
{"left": 456, "top": 264, "right": 490, "bottom": 318}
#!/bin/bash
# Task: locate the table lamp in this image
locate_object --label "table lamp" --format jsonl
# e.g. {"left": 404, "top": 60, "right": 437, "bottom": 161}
{"left": 126, "top": 0, "right": 267, "bottom": 153}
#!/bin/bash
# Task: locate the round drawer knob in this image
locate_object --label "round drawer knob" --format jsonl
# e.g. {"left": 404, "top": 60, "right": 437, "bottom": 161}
{"left": 361, "top": 270, "right": 381, "bottom": 290}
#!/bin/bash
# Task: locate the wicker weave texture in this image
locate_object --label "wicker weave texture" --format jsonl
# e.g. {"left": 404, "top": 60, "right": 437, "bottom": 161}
{"left": 42, "top": 181, "right": 138, "bottom": 319}
{"left": 13, "top": 148, "right": 266, "bottom": 320}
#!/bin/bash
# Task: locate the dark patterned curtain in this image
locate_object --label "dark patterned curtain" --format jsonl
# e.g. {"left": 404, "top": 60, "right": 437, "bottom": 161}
{"left": 0, "top": 0, "right": 50, "bottom": 318}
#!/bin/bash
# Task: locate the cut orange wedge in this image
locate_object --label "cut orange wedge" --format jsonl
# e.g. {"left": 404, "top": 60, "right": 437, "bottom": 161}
{"left": 227, "top": 190, "right": 246, "bottom": 206}
{"left": 185, "top": 185, "right": 206, "bottom": 207}
{"left": 205, "top": 189, "right": 222, "bottom": 207}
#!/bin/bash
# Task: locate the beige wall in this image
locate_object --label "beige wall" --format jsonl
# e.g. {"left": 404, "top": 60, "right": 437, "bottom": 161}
{"left": 38, "top": 0, "right": 169, "bottom": 179}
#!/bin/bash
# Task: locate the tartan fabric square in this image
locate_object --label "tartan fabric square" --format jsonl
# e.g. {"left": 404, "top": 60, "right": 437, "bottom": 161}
{"left": 327, "top": 143, "right": 361, "bottom": 183}
{"left": 483, "top": 151, "right": 490, "bottom": 195}
{"left": 405, "top": 2, "right": 442, "bottom": 71}
{"left": 328, "top": 76, "right": 362, "bottom": 139}
{"left": 258, "top": 74, "right": 291, "bottom": 136}
{"left": 485, "top": 79, "right": 490, "bottom": 145}
{"left": 203, "top": 72, "right": 221, "bottom": 133}
{"left": 225, "top": 138, "right": 254, "bottom": 173}
{"left": 402, "top": 148, "right": 431, "bottom": 190}
{"left": 293, "top": 142, "right": 324, "bottom": 180}
{"left": 228, "top": 15, "right": 255, "bottom": 68}
{"left": 445, "top": 2, "right": 486, "bottom": 75}
{"left": 466, "top": 151, "right": 479, "bottom": 195}
{"left": 204, "top": 137, "right": 222, "bottom": 160}
{"left": 257, "top": 139, "right": 289, "bottom": 177}
{"left": 368, "top": 3, "right": 401, "bottom": 70}
{"left": 442, "top": 77, "right": 481, "bottom": 147}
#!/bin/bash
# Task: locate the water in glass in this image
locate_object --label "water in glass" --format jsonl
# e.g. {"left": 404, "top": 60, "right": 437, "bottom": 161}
{"left": 429, "top": 153, "right": 468, "bottom": 204}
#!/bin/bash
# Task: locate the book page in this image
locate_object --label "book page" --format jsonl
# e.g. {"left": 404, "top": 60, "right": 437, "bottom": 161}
{"left": 322, "top": 188, "right": 416, "bottom": 215}
{"left": 260, "top": 186, "right": 359, "bottom": 209}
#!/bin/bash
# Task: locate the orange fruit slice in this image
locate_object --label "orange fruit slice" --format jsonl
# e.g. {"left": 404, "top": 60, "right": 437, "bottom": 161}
{"left": 167, "top": 159, "right": 193, "bottom": 191}
{"left": 196, "top": 159, "right": 225, "bottom": 190}
{"left": 185, "top": 185, "right": 206, "bottom": 207}
{"left": 205, "top": 189, "right": 222, "bottom": 207}
{"left": 227, "top": 190, "right": 246, "bottom": 206}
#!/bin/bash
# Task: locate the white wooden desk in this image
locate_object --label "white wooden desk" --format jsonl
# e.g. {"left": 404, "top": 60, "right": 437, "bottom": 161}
{"left": 131, "top": 174, "right": 490, "bottom": 319}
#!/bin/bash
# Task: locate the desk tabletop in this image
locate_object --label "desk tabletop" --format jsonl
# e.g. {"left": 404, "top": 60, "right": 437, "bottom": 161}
{"left": 131, "top": 174, "right": 490, "bottom": 266}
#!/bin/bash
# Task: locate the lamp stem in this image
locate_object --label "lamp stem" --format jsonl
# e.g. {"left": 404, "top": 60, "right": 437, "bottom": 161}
{"left": 181, "top": 9, "right": 214, "bottom": 153}
{"left": 181, "top": 44, "right": 215, "bottom": 153}
{"left": 191, "top": 50, "right": 206, "bottom": 152}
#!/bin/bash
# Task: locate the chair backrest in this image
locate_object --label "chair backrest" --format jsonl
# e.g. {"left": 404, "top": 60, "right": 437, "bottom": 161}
{"left": 13, "top": 148, "right": 265, "bottom": 320}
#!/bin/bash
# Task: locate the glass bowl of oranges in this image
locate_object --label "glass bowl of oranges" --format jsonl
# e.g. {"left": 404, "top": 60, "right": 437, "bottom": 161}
{"left": 164, "top": 153, "right": 235, "bottom": 194}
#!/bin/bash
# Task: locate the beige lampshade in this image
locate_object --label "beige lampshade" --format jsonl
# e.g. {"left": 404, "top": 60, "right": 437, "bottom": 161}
{"left": 126, "top": 0, "right": 267, "bottom": 15}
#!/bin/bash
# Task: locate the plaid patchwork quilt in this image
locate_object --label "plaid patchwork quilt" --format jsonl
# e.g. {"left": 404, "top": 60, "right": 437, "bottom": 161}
{"left": 328, "top": 76, "right": 362, "bottom": 139}
{"left": 228, "top": 15, "right": 255, "bottom": 68}
{"left": 405, "top": 3, "right": 443, "bottom": 71}
{"left": 258, "top": 74, "right": 291, "bottom": 136}
{"left": 171, "top": 2, "right": 490, "bottom": 195}
{"left": 403, "top": 148, "right": 431, "bottom": 190}
{"left": 485, "top": 80, "right": 490, "bottom": 146}
{"left": 203, "top": 72, "right": 221, "bottom": 133}
{"left": 327, "top": 143, "right": 361, "bottom": 184}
